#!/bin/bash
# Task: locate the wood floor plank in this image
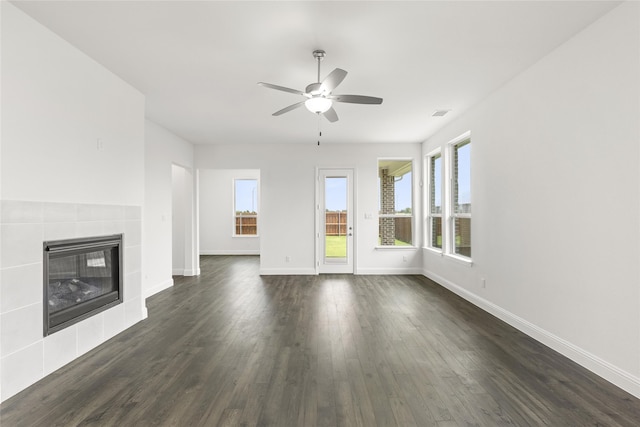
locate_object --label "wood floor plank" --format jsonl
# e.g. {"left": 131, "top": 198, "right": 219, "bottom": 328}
{"left": 238, "top": 383, "right": 268, "bottom": 427}
{"left": 394, "top": 373, "right": 438, "bottom": 425}
{"left": 344, "top": 358, "right": 377, "bottom": 427}
{"left": 2, "top": 255, "right": 640, "bottom": 426}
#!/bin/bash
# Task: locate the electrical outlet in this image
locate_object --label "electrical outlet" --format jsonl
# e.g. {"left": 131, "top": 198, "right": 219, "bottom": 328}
{"left": 402, "top": 256, "right": 407, "bottom": 262}
{"left": 285, "top": 256, "right": 291, "bottom": 263}
{"left": 481, "top": 278, "right": 486, "bottom": 288}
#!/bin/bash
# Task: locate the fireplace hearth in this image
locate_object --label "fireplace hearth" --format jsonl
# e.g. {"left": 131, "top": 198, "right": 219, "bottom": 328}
{"left": 43, "top": 234, "right": 123, "bottom": 336}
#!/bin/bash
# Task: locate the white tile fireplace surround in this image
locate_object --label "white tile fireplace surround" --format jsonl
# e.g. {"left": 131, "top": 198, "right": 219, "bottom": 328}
{"left": 0, "top": 200, "right": 147, "bottom": 402}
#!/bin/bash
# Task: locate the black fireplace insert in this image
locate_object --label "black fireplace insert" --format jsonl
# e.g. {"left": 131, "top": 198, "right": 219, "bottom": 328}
{"left": 43, "top": 234, "right": 123, "bottom": 336}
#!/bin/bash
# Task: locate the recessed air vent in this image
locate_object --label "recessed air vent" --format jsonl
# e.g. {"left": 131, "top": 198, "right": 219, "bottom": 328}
{"left": 432, "top": 110, "right": 450, "bottom": 117}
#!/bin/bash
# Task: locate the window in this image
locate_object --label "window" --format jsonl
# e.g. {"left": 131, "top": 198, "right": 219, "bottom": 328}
{"left": 425, "top": 133, "right": 471, "bottom": 260}
{"left": 451, "top": 139, "right": 471, "bottom": 257}
{"left": 234, "top": 179, "right": 258, "bottom": 236}
{"left": 378, "top": 159, "right": 413, "bottom": 246}
{"left": 427, "top": 152, "right": 443, "bottom": 250}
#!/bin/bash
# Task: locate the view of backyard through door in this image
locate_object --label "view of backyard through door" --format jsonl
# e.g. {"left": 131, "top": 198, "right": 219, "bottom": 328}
{"left": 318, "top": 169, "right": 353, "bottom": 274}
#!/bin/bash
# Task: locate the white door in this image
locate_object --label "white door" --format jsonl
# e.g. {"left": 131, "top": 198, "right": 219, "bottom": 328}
{"left": 318, "top": 169, "right": 354, "bottom": 274}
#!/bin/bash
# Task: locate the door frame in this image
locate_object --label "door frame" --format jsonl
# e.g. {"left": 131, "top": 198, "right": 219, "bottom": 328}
{"left": 315, "top": 167, "right": 356, "bottom": 274}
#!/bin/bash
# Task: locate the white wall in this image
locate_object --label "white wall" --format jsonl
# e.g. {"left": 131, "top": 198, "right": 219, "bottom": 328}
{"left": 1, "top": 6, "right": 144, "bottom": 206}
{"left": 143, "top": 120, "right": 195, "bottom": 297}
{"left": 422, "top": 1, "right": 640, "bottom": 397}
{"left": 199, "top": 169, "right": 260, "bottom": 255}
{"left": 0, "top": 2, "right": 146, "bottom": 401}
{"left": 195, "top": 143, "right": 423, "bottom": 275}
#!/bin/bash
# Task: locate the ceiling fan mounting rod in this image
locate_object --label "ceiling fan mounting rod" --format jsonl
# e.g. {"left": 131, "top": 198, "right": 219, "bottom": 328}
{"left": 313, "top": 49, "right": 326, "bottom": 83}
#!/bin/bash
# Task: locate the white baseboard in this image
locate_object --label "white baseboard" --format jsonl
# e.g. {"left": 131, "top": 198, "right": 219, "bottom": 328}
{"left": 357, "top": 267, "right": 424, "bottom": 275}
{"left": 259, "top": 267, "right": 317, "bottom": 275}
{"left": 422, "top": 269, "right": 640, "bottom": 399}
{"left": 259, "top": 267, "right": 424, "bottom": 276}
{"left": 144, "top": 278, "right": 173, "bottom": 299}
{"left": 200, "top": 250, "right": 260, "bottom": 255}
{"left": 171, "top": 268, "right": 201, "bottom": 277}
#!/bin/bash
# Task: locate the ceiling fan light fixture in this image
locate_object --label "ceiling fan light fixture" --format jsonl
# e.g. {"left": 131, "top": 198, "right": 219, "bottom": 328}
{"left": 305, "top": 97, "right": 332, "bottom": 114}
{"left": 259, "top": 49, "right": 382, "bottom": 123}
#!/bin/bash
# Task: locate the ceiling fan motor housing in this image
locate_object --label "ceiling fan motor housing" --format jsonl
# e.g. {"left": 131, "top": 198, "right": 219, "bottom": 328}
{"left": 305, "top": 82, "right": 324, "bottom": 96}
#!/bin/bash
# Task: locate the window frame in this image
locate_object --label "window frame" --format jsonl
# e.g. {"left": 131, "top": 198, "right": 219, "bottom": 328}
{"left": 377, "top": 158, "right": 415, "bottom": 248}
{"left": 426, "top": 149, "right": 443, "bottom": 252}
{"left": 233, "top": 178, "right": 259, "bottom": 237}
{"left": 447, "top": 132, "right": 471, "bottom": 260}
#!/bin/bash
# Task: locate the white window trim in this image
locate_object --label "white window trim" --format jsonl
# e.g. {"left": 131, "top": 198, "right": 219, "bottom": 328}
{"left": 233, "top": 178, "right": 259, "bottom": 238}
{"left": 425, "top": 148, "right": 443, "bottom": 253}
{"left": 446, "top": 131, "right": 471, "bottom": 260}
{"left": 377, "top": 157, "right": 415, "bottom": 248}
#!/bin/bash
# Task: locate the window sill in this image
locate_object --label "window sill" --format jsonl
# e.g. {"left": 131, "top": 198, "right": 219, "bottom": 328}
{"left": 375, "top": 245, "right": 418, "bottom": 250}
{"left": 422, "top": 246, "right": 443, "bottom": 256}
{"left": 445, "top": 253, "right": 473, "bottom": 266}
{"left": 422, "top": 247, "right": 472, "bottom": 265}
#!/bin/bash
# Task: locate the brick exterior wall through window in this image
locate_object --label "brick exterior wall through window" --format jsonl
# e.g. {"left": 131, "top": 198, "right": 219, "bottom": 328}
{"left": 380, "top": 168, "right": 396, "bottom": 245}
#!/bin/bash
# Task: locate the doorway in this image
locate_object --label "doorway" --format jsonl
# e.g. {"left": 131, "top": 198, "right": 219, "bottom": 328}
{"left": 318, "top": 168, "right": 354, "bottom": 274}
{"left": 172, "top": 164, "right": 198, "bottom": 276}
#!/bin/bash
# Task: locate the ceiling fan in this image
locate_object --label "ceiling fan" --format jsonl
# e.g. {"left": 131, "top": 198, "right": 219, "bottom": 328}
{"left": 258, "top": 50, "right": 383, "bottom": 123}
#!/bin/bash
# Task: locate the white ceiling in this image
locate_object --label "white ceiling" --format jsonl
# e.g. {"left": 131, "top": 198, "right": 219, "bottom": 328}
{"left": 12, "top": 1, "right": 621, "bottom": 146}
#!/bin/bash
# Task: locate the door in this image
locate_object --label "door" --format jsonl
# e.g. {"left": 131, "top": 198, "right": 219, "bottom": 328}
{"left": 318, "top": 169, "right": 354, "bottom": 274}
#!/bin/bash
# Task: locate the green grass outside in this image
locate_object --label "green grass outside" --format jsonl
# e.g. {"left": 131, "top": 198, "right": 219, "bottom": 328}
{"left": 325, "top": 236, "right": 347, "bottom": 258}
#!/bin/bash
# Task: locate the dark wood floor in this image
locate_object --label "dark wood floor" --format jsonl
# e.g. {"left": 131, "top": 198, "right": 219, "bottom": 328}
{"left": 2, "top": 256, "right": 640, "bottom": 426}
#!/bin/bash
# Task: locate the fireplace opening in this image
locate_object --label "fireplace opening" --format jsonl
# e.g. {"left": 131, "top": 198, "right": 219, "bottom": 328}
{"left": 43, "top": 234, "right": 123, "bottom": 336}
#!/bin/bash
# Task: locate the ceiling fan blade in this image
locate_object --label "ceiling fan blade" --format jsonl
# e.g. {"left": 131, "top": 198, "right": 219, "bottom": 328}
{"left": 322, "top": 106, "right": 339, "bottom": 123}
{"left": 258, "top": 82, "right": 305, "bottom": 96}
{"left": 330, "top": 94, "right": 383, "bottom": 105}
{"left": 273, "top": 101, "right": 305, "bottom": 116}
{"left": 320, "top": 68, "right": 348, "bottom": 92}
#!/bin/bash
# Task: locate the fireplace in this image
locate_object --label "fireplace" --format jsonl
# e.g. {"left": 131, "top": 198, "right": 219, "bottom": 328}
{"left": 43, "top": 234, "right": 123, "bottom": 336}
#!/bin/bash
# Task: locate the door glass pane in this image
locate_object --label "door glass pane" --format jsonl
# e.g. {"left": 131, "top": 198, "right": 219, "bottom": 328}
{"left": 325, "top": 177, "right": 347, "bottom": 259}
